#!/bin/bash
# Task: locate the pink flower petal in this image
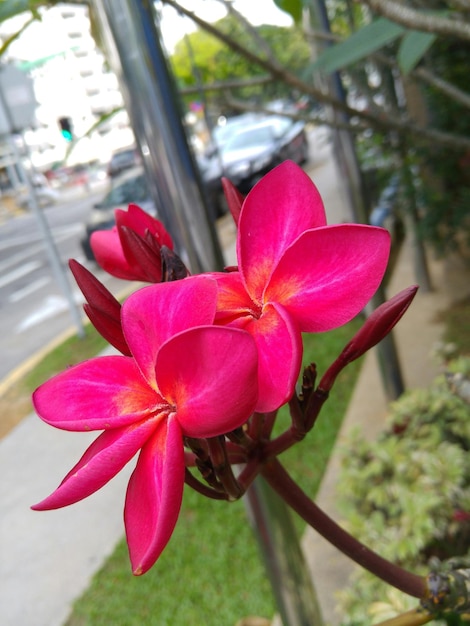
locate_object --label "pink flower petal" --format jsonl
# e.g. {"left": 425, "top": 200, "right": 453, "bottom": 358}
{"left": 245, "top": 303, "right": 302, "bottom": 412}
{"left": 116, "top": 204, "right": 173, "bottom": 249}
{"left": 265, "top": 224, "right": 391, "bottom": 332}
{"left": 125, "top": 416, "right": 185, "bottom": 575}
{"left": 31, "top": 417, "right": 159, "bottom": 510}
{"left": 157, "top": 326, "right": 258, "bottom": 438}
{"left": 238, "top": 161, "right": 326, "bottom": 301}
{"left": 122, "top": 277, "right": 218, "bottom": 388}
{"left": 210, "top": 271, "right": 257, "bottom": 326}
{"left": 91, "top": 229, "right": 142, "bottom": 281}
{"left": 33, "top": 356, "right": 159, "bottom": 431}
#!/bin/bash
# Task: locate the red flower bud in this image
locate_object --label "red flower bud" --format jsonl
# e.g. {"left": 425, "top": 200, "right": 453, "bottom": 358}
{"left": 118, "top": 226, "right": 165, "bottom": 283}
{"left": 320, "top": 285, "right": 418, "bottom": 390}
{"left": 69, "top": 259, "right": 130, "bottom": 355}
{"left": 221, "top": 177, "right": 244, "bottom": 226}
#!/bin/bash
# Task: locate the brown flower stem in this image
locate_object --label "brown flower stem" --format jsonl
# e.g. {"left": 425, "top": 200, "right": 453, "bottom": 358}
{"left": 248, "top": 412, "right": 265, "bottom": 440}
{"left": 185, "top": 436, "right": 209, "bottom": 457}
{"left": 373, "top": 609, "right": 433, "bottom": 626}
{"left": 303, "top": 387, "right": 330, "bottom": 432}
{"left": 288, "top": 393, "right": 305, "bottom": 434}
{"left": 260, "top": 410, "right": 278, "bottom": 439}
{"left": 299, "top": 363, "right": 317, "bottom": 410}
{"left": 236, "top": 457, "right": 262, "bottom": 493}
{"left": 263, "top": 426, "right": 304, "bottom": 459}
{"left": 207, "top": 436, "right": 243, "bottom": 501}
{"left": 226, "top": 427, "right": 253, "bottom": 448}
{"left": 261, "top": 458, "right": 427, "bottom": 599}
{"left": 184, "top": 468, "right": 227, "bottom": 500}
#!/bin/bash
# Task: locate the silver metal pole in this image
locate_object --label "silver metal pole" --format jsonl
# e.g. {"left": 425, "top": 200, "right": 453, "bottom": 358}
{"left": 91, "top": 0, "right": 225, "bottom": 273}
{"left": 308, "top": 0, "right": 405, "bottom": 400}
{"left": 245, "top": 478, "right": 324, "bottom": 625}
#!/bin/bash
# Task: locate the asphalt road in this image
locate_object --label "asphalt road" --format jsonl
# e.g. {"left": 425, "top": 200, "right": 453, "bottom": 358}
{"left": 0, "top": 182, "right": 132, "bottom": 383}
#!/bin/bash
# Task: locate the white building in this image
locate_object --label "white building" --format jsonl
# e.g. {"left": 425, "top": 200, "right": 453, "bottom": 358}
{"left": 0, "top": 3, "right": 135, "bottom": 175}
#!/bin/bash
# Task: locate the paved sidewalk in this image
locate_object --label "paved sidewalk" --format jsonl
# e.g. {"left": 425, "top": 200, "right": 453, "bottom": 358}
{"left": 1, "top": 144, "right": 468, "bottom": 626}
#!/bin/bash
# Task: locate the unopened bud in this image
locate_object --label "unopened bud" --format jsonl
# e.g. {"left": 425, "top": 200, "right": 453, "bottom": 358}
{"left": 222, "top": 177, "right": 244, "bottom": 226}
{"left": 119, "top": 227, "right": 164, "bottom": 283}
{"left": 320, "top": 285, "right": 418, "bottom": 391}
{"left": 69, "top": 259, "right": 130, "bottom": 355}
{"left": 160, "top": 245, "right": 190, "bottom": 281}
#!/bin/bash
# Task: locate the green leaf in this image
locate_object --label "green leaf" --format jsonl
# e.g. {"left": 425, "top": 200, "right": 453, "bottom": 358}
{"left": 311, "top": 17, "right": 405, "bottom": 74}
{"left": 272, "top": 0, "right": 303, "bottom": 24}
{"left": 397, "top": 30, "right": 437, "bottom": 75}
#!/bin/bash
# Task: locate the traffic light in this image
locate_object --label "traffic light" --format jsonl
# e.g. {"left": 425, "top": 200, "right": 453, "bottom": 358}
{"left": 58, "top": 117, "right": 73, "bottom": 141}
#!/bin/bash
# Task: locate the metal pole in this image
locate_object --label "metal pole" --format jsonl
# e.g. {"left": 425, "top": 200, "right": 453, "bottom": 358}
{"left": 308, "top": 0, "right": 405, "bottom": 399}
{"left": 245, "top": 478, "right": 324, "bottom": 625}
{"left": 91, "top": 0, "right": 225, "bottom": 273}
{"left": 307, "top": 0, "right": 368, "bottom": 224}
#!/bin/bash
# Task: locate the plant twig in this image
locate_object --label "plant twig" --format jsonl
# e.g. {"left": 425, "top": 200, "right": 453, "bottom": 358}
{"left": 363, "top": 0, "right": 470, "bottom": 42}
{"left": 262, "top": 458, "right": 427, "bottom": 599}
{"left": 162, "top": 0, "right": 470, "bottom": 151}
{"left": 207, "top": 436, "right": 243, "bottom": 500}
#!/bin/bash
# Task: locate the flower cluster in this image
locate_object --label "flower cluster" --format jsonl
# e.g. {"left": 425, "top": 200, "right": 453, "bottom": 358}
{"left": 32, "top": 161, "right": 394, "bottom": 575}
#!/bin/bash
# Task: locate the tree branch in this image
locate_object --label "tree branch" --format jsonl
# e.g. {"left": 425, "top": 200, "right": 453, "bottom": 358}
{"left": 363, "top": 0, "right": 470, "bottom": 42}
{"left": 162, "top": 0, "right": 470, "bottom": 151}
{"left": 413, "top": 66, "right": 470, "bottom": 109}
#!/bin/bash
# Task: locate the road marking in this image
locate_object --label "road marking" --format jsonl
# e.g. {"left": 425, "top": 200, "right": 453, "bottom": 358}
{"left": 8, "top": 276, "right": 51, "bottom": 303}
{"left": 0, "top": 261, "right": 42, "bottom": 289}
{"left": 15, "top": 292, "right": 84, "bottom": 333}
{"left": 0, "top": 223, "right": 83, "bottom": 251}
{"left": 0, "top": 243, "right": 46, "bottom": 273}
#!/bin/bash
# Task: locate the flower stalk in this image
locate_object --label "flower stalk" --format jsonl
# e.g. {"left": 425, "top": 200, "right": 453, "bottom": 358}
{"left": 261, "top": 458, "right": 427, "bottom": 600}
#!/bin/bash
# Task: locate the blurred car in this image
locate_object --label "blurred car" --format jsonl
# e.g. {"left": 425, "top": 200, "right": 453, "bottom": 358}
{"left": 218, "top": 115, "right": 309, "bottom": 193}
{"left": 107, "top": 147, "right": 141, "bottom": 178}
{"left": 80, "top": 167, "right": 154, "bottom": 260}
{"left": 207, "top": 113, "right": 262, "bottom": 157}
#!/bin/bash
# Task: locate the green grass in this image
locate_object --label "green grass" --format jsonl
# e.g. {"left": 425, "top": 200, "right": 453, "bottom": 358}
{"left": 64, "top": 317, "right": 364, "bottom": 626}
{"left": 23, "top": 324, "right": 108, "bottom": 391}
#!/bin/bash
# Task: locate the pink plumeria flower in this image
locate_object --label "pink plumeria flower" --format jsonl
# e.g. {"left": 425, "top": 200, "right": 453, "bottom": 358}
{"left": 32, "top": 276, "right": 258, "bottom": 575}
{"left": 91, "top": 203, "right": 173, "bottom": 282}
{"left": 213, "top": 161, "right": 391, "bottom": 412}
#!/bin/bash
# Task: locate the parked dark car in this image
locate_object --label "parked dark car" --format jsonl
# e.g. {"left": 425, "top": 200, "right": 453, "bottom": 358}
{"left": 107, "top": 147, "right": 141, "bottom": 178}
{"left": 206, "top": 112, "right": 263, "bottom": 157}
{"left": 81, "top": 167, "right": 154, "bottom": 260}
{"left": 218, "top": 115, "right": 309, "bottom": 193}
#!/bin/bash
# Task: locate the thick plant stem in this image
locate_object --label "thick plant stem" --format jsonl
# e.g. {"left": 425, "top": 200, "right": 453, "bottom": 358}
{"left": 262, "top": 458, "right": 427, "bottom": 599}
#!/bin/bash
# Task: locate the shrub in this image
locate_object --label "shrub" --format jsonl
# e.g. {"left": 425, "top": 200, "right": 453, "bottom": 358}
{"left": 336, "top": 357, "right": 470, "bottom": 625}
